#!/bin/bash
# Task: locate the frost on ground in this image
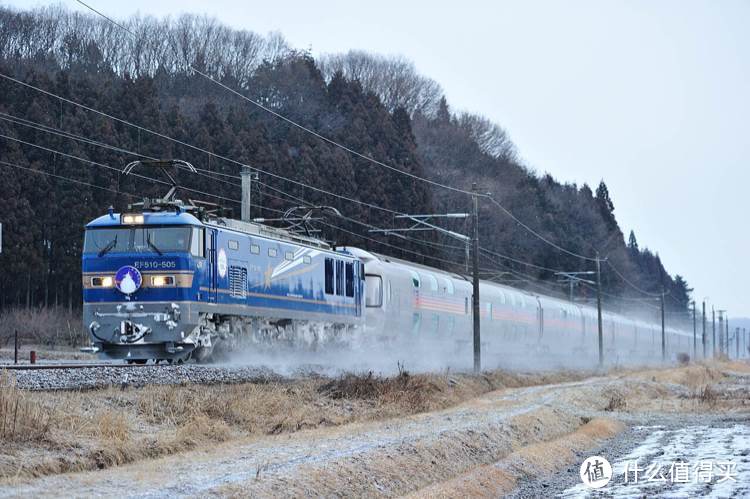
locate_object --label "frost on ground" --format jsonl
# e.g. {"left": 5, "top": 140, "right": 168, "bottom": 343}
{"left": 559, "top": 423, "right": 750, "bottom": 499}
{"left": 0, "top": 360, "right": 748, "bottom": 498}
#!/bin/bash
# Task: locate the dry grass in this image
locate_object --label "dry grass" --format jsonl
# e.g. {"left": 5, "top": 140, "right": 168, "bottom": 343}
{"left": 0, "top": 367, "right": 586, "bottom": 481}
{"left": 604, "top": 391, "right": 627, "bottom": 411}
{"left": 693, "top": 384, "right": 718, "bottom": 406}
{"left": 0, "top": 371, "right": 53, "bottom": 443}
{"left": 407, "top": 417, "right": 624, "bottom": 499}
{"left": 6, "top": 361, "right": 740, "bottom": 483}
{"left": 0, "top": 307, "right": 87, "bottom": 347}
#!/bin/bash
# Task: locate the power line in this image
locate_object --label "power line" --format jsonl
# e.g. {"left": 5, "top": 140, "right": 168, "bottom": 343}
{"left": 1, "top": 88, "right": 473, "bottom": 266}
{"left": 0, "top": 133, "right": 277, "bottom": 212}
{"left": 485, "top": 195, "right": 598, "bottom": 262}
{"left": 4, "top": 105, "right": 595, "bottom": 279}
{"left": 73, "top": 0, "right": 480, "bottom": 197}
{"left": 479, "top": 246, "right": 572, "bottom": 274}
{"left": 0, "top": 67, "right": 602, "bottom": 269}
{"left": 0, "top": 71, "right": 432, "bottom": 220}
{"left": 606, "top": 260, "right": 664, "bottom": 297}
{"left": 257, "top": 182, "right": 469, "bottom": 268}
{"left": 0, "top": 159, "right": 134, "bottom": 197}
{"left": 0, "top": 111, "right": 248, "bottom": 191}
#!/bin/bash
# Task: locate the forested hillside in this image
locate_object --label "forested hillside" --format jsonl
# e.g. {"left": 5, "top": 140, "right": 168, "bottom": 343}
{"left": 0, "top": 5, "right": 692, "bottom": 320}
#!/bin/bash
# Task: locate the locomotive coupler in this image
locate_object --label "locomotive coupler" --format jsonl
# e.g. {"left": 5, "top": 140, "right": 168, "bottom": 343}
{"left": 119, "top": 320, "right": 151, "bottom": 343}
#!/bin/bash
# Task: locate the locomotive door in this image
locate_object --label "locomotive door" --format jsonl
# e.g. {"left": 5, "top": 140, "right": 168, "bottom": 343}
{"left": 355, "top": 262, "right": 363, "bottom": 318}
{"left": 207, "top": 229, "right": 218, "bottom": 302}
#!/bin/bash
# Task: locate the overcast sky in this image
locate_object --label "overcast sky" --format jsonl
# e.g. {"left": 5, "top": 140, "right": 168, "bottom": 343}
{"left": 11, "top": 0, "right": 750, "bottom": 316}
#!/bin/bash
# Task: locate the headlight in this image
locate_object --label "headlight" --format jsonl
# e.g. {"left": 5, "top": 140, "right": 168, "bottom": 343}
{"left": 151, "top": 275, "right": 175, "bottom": 287}
{"left": 121, "top": 214, "right": 144, "bottom": 224}
{"left": 91, "top": 276, "right": 114, "bottom": 287}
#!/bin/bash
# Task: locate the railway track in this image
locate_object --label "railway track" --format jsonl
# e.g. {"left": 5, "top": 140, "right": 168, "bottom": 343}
{"left": 2, "top": 361, "right": 279, "bottom": 391}
{"left": 0, "top": 362, "right": 160, "bottom": 370}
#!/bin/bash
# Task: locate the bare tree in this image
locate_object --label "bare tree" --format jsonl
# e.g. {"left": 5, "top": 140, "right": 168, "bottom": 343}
{"left": 320, "top": 50, "right": 443, "bottom": 116}
{"left": 456, "top": 112, "right": 517, "bottom": 161}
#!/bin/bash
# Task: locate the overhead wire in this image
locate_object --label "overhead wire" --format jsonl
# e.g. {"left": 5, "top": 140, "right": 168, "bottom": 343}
{"left": 605, "top": 260, "right": 664, "bottom": 297}
{"left": 74, "top": 0, "right": 615, "bottom": 268}
{"left": 73, "top": 0, "right": 479, "bottom": 197}
{"left": 0, "top": 159, "right": 135, "bottom": 197}
{"left": 0, "top": 133, "right": 278, "bottom": 214}
{"left": 3, "top": 4, "right": 683, "bottom": 300}
{"left": 485, "top": 195, "right": 598, "bottom": 262}
{"left": 0, "top": 71, "right": 431, "bottom": 220}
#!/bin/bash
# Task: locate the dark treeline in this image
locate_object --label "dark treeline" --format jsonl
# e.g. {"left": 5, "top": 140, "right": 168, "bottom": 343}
{"left": 0, "top": 5, "right": 692, "bottom": 322}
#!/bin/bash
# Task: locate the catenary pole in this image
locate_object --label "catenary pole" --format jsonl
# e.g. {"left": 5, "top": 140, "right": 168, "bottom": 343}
{"left": 692, "top": 301, "right": 697, "bottom": 360}
{"left": 660, "top": 289, "right": 666, "bottom": 361}
{"left": 702, "top": 301, "right": 706, "bottom": 358}
{"left": 472, "top": 183, "right": 481, "bottom": 373}
{"left": 596, "top": 251, "right": 603, "bottom": 368}
{"left": 712, "top": 307, "right": 716, "bottom": 357}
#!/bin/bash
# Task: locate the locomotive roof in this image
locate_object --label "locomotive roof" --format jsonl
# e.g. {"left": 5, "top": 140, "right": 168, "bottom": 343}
{"left": 86, "top": 211, "right": 203, "bottom": 228}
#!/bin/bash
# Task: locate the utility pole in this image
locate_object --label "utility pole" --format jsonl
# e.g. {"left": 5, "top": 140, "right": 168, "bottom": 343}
{"left": 692, "top": 301, "right": 697, "bottom": 360}
{"left": 712, "top": 307, "right": 716, "bottom": 357}
{"left": 702, "top": 301, "right": 706, "bottom": 358}
{"left": 471, "top": 183, "right": 481, "bottom": 373}
{"left": 725, "top": 315, "right": 729, "bottom": 357}
{"left": 554, "top": 271, "right": 596, "bottom": 303}
{"left": 717, "top": 311, "right": 725, "bottom": 356}
{"left": 660, "top": 288, "right": 666, "bottom": 361}
{"left": 369, "top": 211, "right": 473, "bottom": 367}
{"left": 596, "top": 251, "right": 603, "bottom": 368}
{"left": 736, "top": 327, "right": 740, "bottom": 359}
{"left": 240, "top": 166, "right": 258, "bottom": 222}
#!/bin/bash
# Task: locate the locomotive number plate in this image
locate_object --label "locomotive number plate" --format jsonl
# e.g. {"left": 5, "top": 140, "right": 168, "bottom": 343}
{"left": 133, "top": 260, "right": 177, "bottom": 270}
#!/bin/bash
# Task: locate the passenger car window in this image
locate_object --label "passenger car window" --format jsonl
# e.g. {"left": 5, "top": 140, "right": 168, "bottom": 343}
{"left": 336, "top": 260, "right": 345, "bottom": 296}
{"left": 345, "top": 262, "right": 354, "bottom": 297}
{"left": 442, "top": 277, "right": 454, "bottom": 295}
{"left": 325, "top": 258, "right": 334, "bottom": 294}
{"left": 410, "top": 270, "right": 420, "bottom": 288}
{"left": 424, "top": 274, "right": 438, "bottom": 292}
{"left": 365, "top": 275, "right": 383, "bottom": 307}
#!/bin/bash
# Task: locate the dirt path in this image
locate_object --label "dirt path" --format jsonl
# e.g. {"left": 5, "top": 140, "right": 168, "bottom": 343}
{"left": 2, "top": 362, "right": 748, "bottom": 497}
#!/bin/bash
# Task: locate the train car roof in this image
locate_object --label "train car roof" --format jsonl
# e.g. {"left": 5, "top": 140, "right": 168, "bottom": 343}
{"left": 86, "top": 211, "right": 203, "bottom": 228}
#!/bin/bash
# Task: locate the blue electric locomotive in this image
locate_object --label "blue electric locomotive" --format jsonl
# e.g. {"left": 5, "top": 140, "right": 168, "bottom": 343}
{"left": 82, "top": 198, "right": 364, "bottom": 363}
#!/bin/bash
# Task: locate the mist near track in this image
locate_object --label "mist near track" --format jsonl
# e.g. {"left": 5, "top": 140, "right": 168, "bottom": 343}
{"left": 222, "top": 315, "right": 688, "bottom": 376}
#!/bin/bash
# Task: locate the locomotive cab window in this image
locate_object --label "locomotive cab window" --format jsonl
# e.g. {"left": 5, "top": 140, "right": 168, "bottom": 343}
{"left": 85, "top": 226, "right": 193, "bottom": 255}
{"left": 250, "top": 244, "right": 260, "bottom": 254}
{"left": 228, "top": 239, "right": 239, "bottom": 251}
{"left": 285, "top": 251, "right": 295, "bottom": 261}
{"left": 268, "top": 248, "right": 278, "bottom": 258}
{"left": 365, "top": 274, "right": 383, "bottom": 307}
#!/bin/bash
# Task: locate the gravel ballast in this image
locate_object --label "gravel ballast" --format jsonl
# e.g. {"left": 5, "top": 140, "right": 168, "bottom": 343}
{"left": 7, "top": 364, "right": 282, "bottom": 390}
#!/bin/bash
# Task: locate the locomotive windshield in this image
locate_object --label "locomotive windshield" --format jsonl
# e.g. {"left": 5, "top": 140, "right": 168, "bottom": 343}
{"left": 84, "top": 226, "right": 194, "bottom": 255}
